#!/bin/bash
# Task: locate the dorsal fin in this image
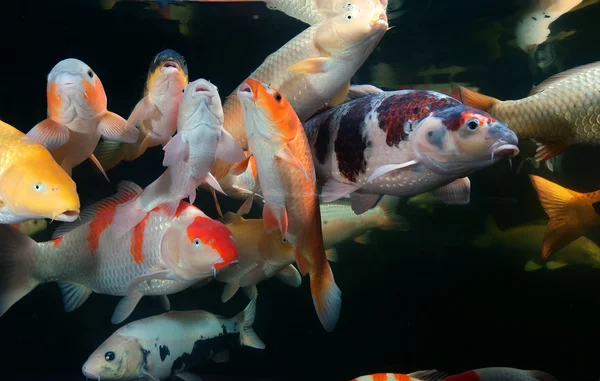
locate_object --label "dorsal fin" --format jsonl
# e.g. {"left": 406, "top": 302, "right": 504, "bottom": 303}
{"left": 529, "top": 61, "right": 600, "bottom": 96}
{"left": 219, "top": 211, "right": 246, "bottom": 225}
{"left": 408, "top": 369, "right": 449, "bottom": 381}
{"left": 52, "top": 181, "right": 143, "bottom": 239}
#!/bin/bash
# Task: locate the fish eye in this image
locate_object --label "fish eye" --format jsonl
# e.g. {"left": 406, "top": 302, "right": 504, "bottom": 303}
{"left": 274, "top": 93, "right": 282, "bottom": 102}
{"left": 182, "top": 88, "right": 185, "bottom": 93}
{"left": 282, "top": 237, "right": 287, "bottom": 243}
{"left": 466, "top": 119, "right": 479, "bottom": 131}
{"left": 33, "top": 182, "right": 45, "bottom": 192}
{"left": 104, "top": 351, "right": 115, "bottom": 362}
{"left": 346, "top": 14, "right": 352, "bottom": 20}
{"left": 87, "top": 70, "right": 94, "bottom": 78}
{"left": 193, "top": 238, "right": 201, "bottom": 246}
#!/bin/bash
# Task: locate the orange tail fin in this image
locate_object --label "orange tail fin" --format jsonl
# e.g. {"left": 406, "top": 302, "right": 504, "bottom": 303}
{"left": 456, "top": 86, "right": 500, "bottom": 113}
{"left": 529, "top": 175, "right": 584, "bottom": 260}
{"left": 309, "top": 260, "right": 342, "bottom": 332}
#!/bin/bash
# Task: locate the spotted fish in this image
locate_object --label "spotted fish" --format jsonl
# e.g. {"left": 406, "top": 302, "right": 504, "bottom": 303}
{"left": 82, "top": 300, "right": 265, "bottom": 381}
{"left": 303, "top": 90, "right": 520, "bottom": 215}
{"left": 0, "top": 181, "right": 238, "bottom": 325}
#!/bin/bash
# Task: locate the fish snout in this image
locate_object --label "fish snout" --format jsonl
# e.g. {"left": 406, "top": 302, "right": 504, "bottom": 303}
{"left": 162, "top": 60, "right": 179, "bottom": 69}
{"left": 54, "top": 72, "right": 81, "bottom": 88}
{"left": 81, "top": 364, "right": 97, "bottom": 380}
{"left": 489, "top": 123, "right": 520, "bottom": 160}
{"left": 237, "top": 82, "right": 254, "bottom": 100}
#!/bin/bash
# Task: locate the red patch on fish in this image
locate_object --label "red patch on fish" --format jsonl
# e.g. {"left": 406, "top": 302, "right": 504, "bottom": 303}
{"left": 186, "top": 216, "right": 238, "bottom": 263}
{"left": 87, "top": 208, "right": 116, "bottom": 256}
{"left": 175, "top": 201, "right": 191, "bottom": 217}
{"left": 52, "top": 236, "right": 63, "bottom": 246}
{"left": 444, "top": 370, "right": 480, "bottom": 381}
{"left": 130, "top": 213, "right": 149, "bottom": 264}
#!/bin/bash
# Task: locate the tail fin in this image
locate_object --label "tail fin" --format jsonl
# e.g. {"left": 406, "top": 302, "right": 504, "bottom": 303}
{"left": 0, "top": 225, "right": 40, "bottom": 317}
{"left": 93, "top": 139, "right": 125, "bottom": 172}
{"left": 471, "top": 215, "right": 501, "bottom": 248}
{"left": 529, "top": 175, "right": 584, "bottom": 260}
{"left": 309, "top": 260, "right": 342, "bottom": 332}
{"left": 376, "top": 195, "right": 410, "bottom": 231}
{"left": 456, "top": 86, "right": 500, "bottom": 113}
{"left": 236, "top": 299, "right": 266, "bottom": 350}
{"left": 408, "top": 369, "right": 449, "bottom": 381}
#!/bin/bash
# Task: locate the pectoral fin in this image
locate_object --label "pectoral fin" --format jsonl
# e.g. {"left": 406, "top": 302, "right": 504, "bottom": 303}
{"left": 287, "top": 57, "right": 331, "bottom": 74}
{"left": 162, "top": 133, "right": 187, "bottom": 167}
{"left": 98, "top": 111, "right": 139, "bottom": 143}
{"left": 276, "top": 264, "right": 302, "bottom": 288}
{"left": 262, "top": 203, "right": 288, "bottom": 236}
{"left": 216, "top": 130, "right": 246, "bottom": 163}
{"left": 367, "top": 161, "right": 419, "bottom": 182}
{"left": 205, "top": 172, "right": 226, "bottom": 196}
{"left": 88, "top": 153, "right": 110, "bottom": 182}
{"left": 126, "top": 269, "right": 176, "bottom": 294}
{"left": 350, "top": 192, "right": 380, "bottom": 215}
{"left": 431, "top": 177, "right": 471, "bottom": 205}
{"left": 111, "top": 291, "right": 144, "bottom": 324}
{"left": 328, "top": 82, "right": 350, "bottom": 107}
{"left": 320, "top": 179, "right": 360, "bottom": 203}
{"left": 127, "top": 96, "right": 158, "bottom": 128}
{"left": 24, "top": 119, "right": 70, "bottom": 150}
{"left": 276, "top": 144, "right": 309, "bottom": 180}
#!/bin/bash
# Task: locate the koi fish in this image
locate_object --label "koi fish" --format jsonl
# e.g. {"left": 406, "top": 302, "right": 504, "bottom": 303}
{"left": 303, "top": 90, "right": 519, "bottom": 215}
{"left": 0, "top": 120, "right": 80, "bottom": 223}
{"left": 351, "top": 370, "right": 447, "bottom": 381}
{"left": 110, "top": 79, "right": 245, "bottom": 240}
{"left": 0, "top": 181, "right": 238, "bottom": 324}
{"left": 9, "top": 219, "right": 48, "bottom": 237}
{"left": 95, "top": 49, "right": 189, "bottom": 171}
{"left": 529, "top": 174, "right": 600, "bottom": 261}
{"left": 444, "top": 367, "right": 558, "bottom": 381}
{"left": 457, "top": 62, "right": 600, "bottom": 161}
{"left": 82, "top": 300, "right": 265, "bottom": 381}
{"left": 25, "top": 58, "right": 139, "bottom": 179}
{"left": 237, "top": 79, "right": 341, "bottom": 332}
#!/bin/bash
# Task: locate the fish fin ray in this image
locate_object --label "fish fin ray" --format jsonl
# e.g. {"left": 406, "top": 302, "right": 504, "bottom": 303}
{"left": 310, "top": 261, "right": 341, "bottom": 332}
{"left": 456, "top": 86, "right": 500, "bottom": 112}
{"left": 216, "top": 130, "right": 246, "bottom": 163}
{"left": 24, "top": 119, "right": 70, "bottom": 150}
{"left": 162, "top": 133, "right": 188, "bottom": 167}
{"left": 237, "top": 299, "right": 266, "bottom": 349}
{"left": 350, "top": 192, "right": 380, "bottom": 215}
{"left": 276, "top": 264, "right": 302, "bottom": 288}
{"left": 287, "top": 57, "right": 330, "bottom": 74}
{"left": 93, "top": 139, "right": 125, "bottom": 172}
{"left": 221, "top": 283, "right": 240, "bottom": 303}
{"left": 98, "top": 111, "right": 139, "bottom": 143}
{"left": 58, "top": 283, "right": 93, "bottom": 312}
{"left": 276, "top": 144, "right": 310, "bottom": 181}
{"left": 111, "top": 291, "right": 144, "bottom": 324}
{"left": 328, "top": 82, "right": 350, "bottom": 107}
{"left": 320, "top": 179, "right": 360, "bottom": 203}
{"left": 367, "top": 161, "right": 419, "bottom": 183}
{"left": 126, "top": 96, "right": 158, "bottom": 129}
{"left": 431, "top": 177, "right": 471, "bottom": 205}
{"left": 533, "top": 139, "right": 569, "bottom": 162}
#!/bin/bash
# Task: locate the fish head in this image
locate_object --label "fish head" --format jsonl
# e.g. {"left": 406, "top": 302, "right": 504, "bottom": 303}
{"left": 316, "top": 1, "right": 388, "bottom": 55}
{"left": 410, "top": 106, "right": 519, "bottom": 176}
{"left": 147, "top": 48, "right": 189, "bottom": 91}
{"left": 178, "top": 78, "right": 223, "bottom": 129}
{"left": 82, "top": 335, "right": 144, "bottom": 380}
{"left": 161, "top": 204, "right": 239, "bottom": 279}
{"left": 17, "top": 218, "right": 48, "bottom": 236}
{"left": 257, "top": 229, "right": 294, "bottom": 262}
{"left": 236, "top": 79, "right": 300, "bottom": 142}
{"left": 46, "top": 58, "right": 107, "bottom": 124}
{"left": 0, "top": 153, "right": 80, "bottom": 222}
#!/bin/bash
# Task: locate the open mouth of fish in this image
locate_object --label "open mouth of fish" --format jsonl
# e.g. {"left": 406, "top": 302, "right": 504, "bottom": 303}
{"left": 237, "top": 83, "right": 254, "bottom": 99}
{"left": 491, "top": 143, "right": 520, "bottom": 160}
{"left": 55, "top": 210, "right": 80, "bottom": 222}
{"left": 162, "top": 60, "right": 179, "bottom": 69}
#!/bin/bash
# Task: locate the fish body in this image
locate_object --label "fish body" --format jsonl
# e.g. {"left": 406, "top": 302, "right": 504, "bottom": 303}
{"left": 82, "top": 300, "right": 265, "bottom": 381}
{"left": 0, "top": 120, "right": 80, "bottom": 223}
{"left": 444, "top": 367, "right": 558, "bottom": 381}
{"left": 472, "top": 216, "right": 600, "bottom": 271}
{"left": 528, "top": 174, "right": 600, "bottom": 261}
{"left": 303, "top": 90, "right": 519, "bottom": 215}
{"left": 110, "top": 79, "right": 245, "bottom": 240}
{"left": 237, "top": 79, "right": 341, "bottom": 332}
{"left": 26, "top": 59, "right": 139, "bottom": 178}
{"left": 351, "top": 370, "right": 447, "bottom": 381}
{"left": 210, "top": 1, "right": 388, "bottom": 181}
{"left": 0, "top": 181, "right": 238, "bottom": 324}
{"left": 457, "top": 62, "right": 600, "bottom": 161}
{"left": 9, "top": 219, "right": 48, "bottom": 236}
{"left": 95, "top": 49, "right": 189, "bottom": 171}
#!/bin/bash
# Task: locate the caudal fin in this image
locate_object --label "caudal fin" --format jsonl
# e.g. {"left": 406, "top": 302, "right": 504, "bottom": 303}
{"left": 0, "top": 225, "right": 40, "bottom": 317}
{"left": 93, "top": 139, "right": 125, "bottom": 172}
{"left": 471, "top": 215, "right": 501, "bottom": 248}
{"left": 236, "top": 299, "right": 266, "bottom": 350}
{"left": 408, "top": 369, "right": 449, "bottom": 381}
{"left": 456, "top": 86, "right": 500, "bottom": 113}
{"left": 529, "top": 175, "right": 585, "bottom": 260}
{"left": 376, "top": 195, "right": 409, "bottom": 231}
{"left": 310, "top": 260, "right": 342, "bottom": 332}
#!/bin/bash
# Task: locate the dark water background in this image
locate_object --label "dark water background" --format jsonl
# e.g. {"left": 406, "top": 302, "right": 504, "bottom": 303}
{"left": 2, "top": 1, "right": 600, "bottom": 380}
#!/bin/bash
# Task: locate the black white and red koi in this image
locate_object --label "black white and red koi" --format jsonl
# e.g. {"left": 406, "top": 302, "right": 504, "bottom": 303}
{"left": 303, "top": 90, "right": 520, "bottom": 214}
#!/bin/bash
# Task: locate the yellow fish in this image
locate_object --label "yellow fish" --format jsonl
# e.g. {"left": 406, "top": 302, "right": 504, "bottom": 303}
{"left": 0, "top": 120, "right": 80, "bottom": 223}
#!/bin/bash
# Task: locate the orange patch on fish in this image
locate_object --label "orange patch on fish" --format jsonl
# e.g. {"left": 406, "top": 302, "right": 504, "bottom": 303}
{"left": 130, "top": 213, "right": 149, "bottom": 264}
{"left": 186, "top": 216, "right": 238, "bottom": 262}
{"left": 47, "top": 82, "right": 62, "bottom": 120}
{"left": 175, "top": 201, "right": 191, "bottom": 217}
{"left": 394, "top": 374, "right": 411, "bottom": 381}
{"left": 82, "top": 76, "right": 106, "bottom": 114}
{"left": 52, "top": 236, "right": 64, "bottom": 246}
{"left": 249, "top": 155, "right": 258, "bottom": 179}
{"left": 372, "top": 374, "right": 389, "bottom": 381}
{"left": 9, "top": 224, "right": 18, "bottom": 229}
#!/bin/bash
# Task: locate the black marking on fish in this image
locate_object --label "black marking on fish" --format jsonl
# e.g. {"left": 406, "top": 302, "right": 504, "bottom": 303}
{"left": 314, "top": 112, "right": 334, "bottom": 165}
{"left": 170, "top": 334, "right": 240, "bottom": 376}
{"left": 544, "top": 14, "right": 551, "bottom": 18}
{"left": 334, "top": 99, "right": 373, "bottom": 182}
{"left": 159, "top": 345, "right": 170, "bottom": 362}
{"left": 531, "top": 16, "right": 537, "bottom": 21}
{"left": 593, "top": 201, "right": 600, "bottom": 216}
{"left": 221, "top": 324, "right": 228, "bottom": 336}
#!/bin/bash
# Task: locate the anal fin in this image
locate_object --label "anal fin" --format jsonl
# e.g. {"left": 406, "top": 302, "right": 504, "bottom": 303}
{"left": 58, "top": 283, "right": 93, "bottom": 312}
{"left": 111, "top": 291, "right": 144, "bottom": 324}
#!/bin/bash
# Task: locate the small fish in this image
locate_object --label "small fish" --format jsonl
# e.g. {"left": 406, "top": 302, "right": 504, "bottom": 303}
{"left": 9, "top": 219, "right": 48, "bottom": 237}
{"left": 95, "top": 49, "right": 189, "bottom": 171}
{"left": 351, "top": 370, "right": 447, "bottom": 381}
{"left": 472, "top": 215, "right": 600, "bottom": 271}
{"left": 529, "top": 174, "right": 600, "bottom": 261}
{"left": 515, "top": 0, "right": 582, "bottom": 54}
{"left": 110, "top": 79, "right": 245, "bottom": 240}
{"left": 457, "top": 62, "right": 600, "bottom": 161}
{"left": 216, "top": 212, "right": 300, "bottom": 303}
{"left": 443, "top": 367, "right": 558, "bottom": 381}
{"left": 0, "top": 120, "right": 80, "bottom": 224}
{"left": 237, "top": 79, "right": 341, "bottom": 332}
{"left": 303, "top": 90, "right": 519, "bottom": 215}
{"left": 82, "top": 300, "right": 265, "bottom": 381}
{"left": 210, "top": 1, "right": 389, "bottom": 178}
{"left": 25, "top": 58, "right": 139, "bottom": 179}
{"left": 0, "top": 181, "right": 238, "bottom": 324}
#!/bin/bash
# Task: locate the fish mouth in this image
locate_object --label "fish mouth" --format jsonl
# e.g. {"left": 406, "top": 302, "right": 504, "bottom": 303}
{"left": 54, "top": 210, "right": 80, "bottom": 222}
{"left": 370, "top": 9, "right": 388, "bottom": 28}
{"left": 82, "top": 367, "right": 98, "bottom": 380}
{"left": 491, "top": 143, "right": 520, "bottom": 160}
{"left": 237, "top": 83, "right": 254, "bottom": 100}
{"left": 193, "top": 83, "right": 212, "bottom": 95}
{"left": 162, "top": 60, "right": 179, "bottom": 70}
